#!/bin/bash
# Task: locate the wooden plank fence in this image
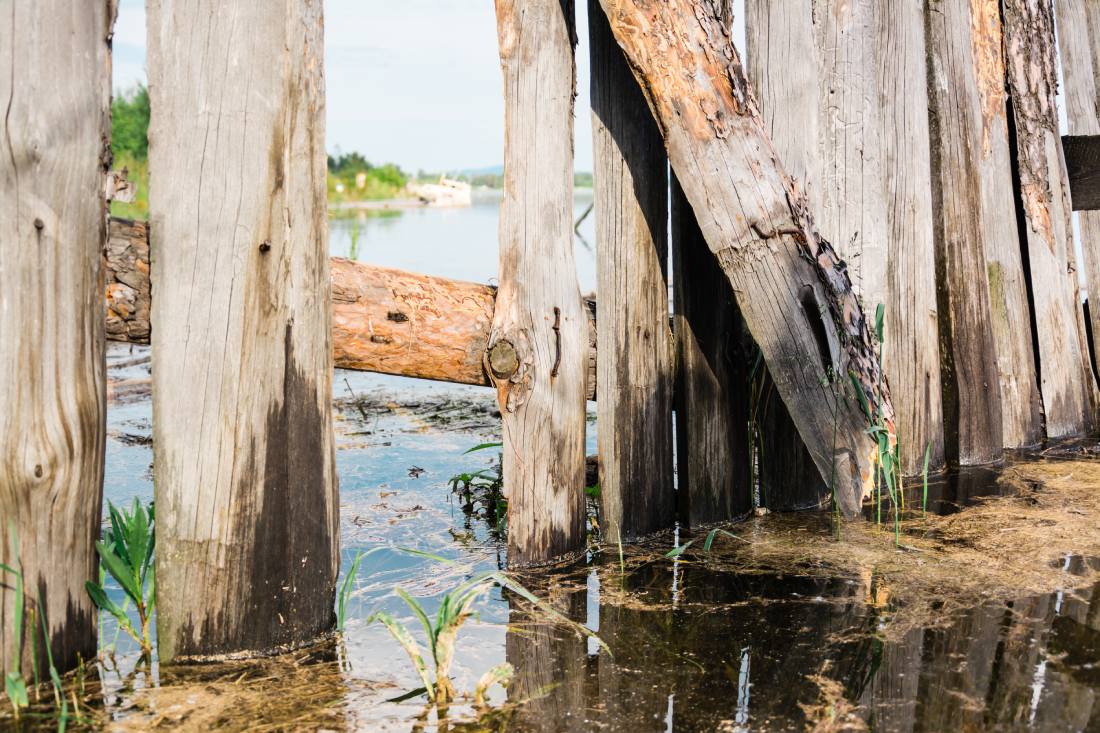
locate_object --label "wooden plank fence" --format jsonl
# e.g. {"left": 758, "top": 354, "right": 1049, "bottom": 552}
{"left": 3, "top": 0, "right": 1100, "bottom": 674}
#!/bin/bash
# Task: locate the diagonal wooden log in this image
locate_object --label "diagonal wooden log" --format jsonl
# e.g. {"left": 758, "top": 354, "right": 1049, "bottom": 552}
{"left": 598, "top": 0, "right": 893, "bottom": 515}
{"left": 104, "top": 217, "right": 599, "bottom": 399}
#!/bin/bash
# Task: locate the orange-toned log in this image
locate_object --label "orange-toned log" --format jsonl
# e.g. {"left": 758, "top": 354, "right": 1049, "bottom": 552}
{"left": 105, "top": 217, "right": 598, "bottom": 399}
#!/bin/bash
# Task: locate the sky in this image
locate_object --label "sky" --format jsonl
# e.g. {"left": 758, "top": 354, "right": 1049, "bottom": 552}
{"left": 112, "top": 1, "right": 748, "bottom": 175}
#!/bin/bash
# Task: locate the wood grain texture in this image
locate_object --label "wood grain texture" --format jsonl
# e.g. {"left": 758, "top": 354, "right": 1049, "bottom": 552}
{"left": 672, "top": 180, "right": 754, "bottom": 524}
{"left": 148, "top": 0, "right": 338, "bottom": 661}
{"left": 1056, "top": 0, "right": 1100, "bottom": 381}
{"left": 1062, "top": 135, "right": 1100, "bottom": 210}
{"left": 672, "top": 0, "right": 754, "bottom": 527}
{"left": 0, "top": 0, "right": 111, "bottom": 676}
{"left": 927, "top": 0, "right": 1022, "bottom": 463}
{"left": 600, "top": 0, "right": 894, "bottom": 516}
{"left": 745, "top": 0, "right": 946, "bottom": 475}
{"left": 589, "top": 0, "right": 674, "bottom": 542}
{"left": 492, "top": 0, "right": 588, "bottom": 565}
{"left": 1003, "top": 0, "right": 1098, "bottom": 438}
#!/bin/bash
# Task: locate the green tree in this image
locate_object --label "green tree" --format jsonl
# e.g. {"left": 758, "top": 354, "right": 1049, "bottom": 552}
{"left": 112, "top": 83, "right": 150, "bottom": 161}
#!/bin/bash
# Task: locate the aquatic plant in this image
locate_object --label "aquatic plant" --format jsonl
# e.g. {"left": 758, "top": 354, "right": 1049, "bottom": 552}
{"left": 448, "top": 443, "right": 507, "bottom": 528}
{"left": 85, "top": 499, "right": 156, "bottom": 658}
{"left": 2, "top": 526, "right": 71, "bottom": 729}
{"left": 664, "top": 527, "right": 746, "bottom": 558}
{"left": 336, "top": 547, "right": 388, "bottom": 631}
{"left": 921, "top": 443, "right": 932, "bottom": 517}
{"left": 373, "top": 549, "right": 606, "bottom": 706}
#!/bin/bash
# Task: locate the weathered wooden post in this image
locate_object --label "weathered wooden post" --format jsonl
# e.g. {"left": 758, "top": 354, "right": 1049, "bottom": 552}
{"left": 589, "top": 0, "right": 674, "bottom": 541}
{"left": 1056, "top": 0, "right": 1100, "bottom": 383}
{"left": 491, "top": 0, "right": 588, "bottom": 564}
{"left": 148, "top": 0, "right": 338, "bottom": 660}
{"left": 0, "top": 0, "right": 111, "bottom": 675}
{"left": 671, "top": 0, "right": 754, "bottom": 526}
{"left": 1002, "top": 0, "right": 1099, "bottom": 437}
{"left": 745, "top": 0, "right": 947, "bottom": 475}
{"left": 926, "top": 0, "right": 1030, "bottom": 463}
{"left": 599, "top": 0, "right": 893, "bottom": 515}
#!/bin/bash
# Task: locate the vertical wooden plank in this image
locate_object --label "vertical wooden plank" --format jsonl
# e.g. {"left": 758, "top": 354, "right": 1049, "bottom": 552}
{"left": 1055, "top": 0, "right": 1100, "bottom": 382}
{"left": 926, "top": 0, "right": 1017, "bottom": 464}
{"left": 873, "top": 0, "right": 948, "bottom": 472}
{"left": 600, "top": 0, "right": 895, "bottom": 516}
{"left": 0, "top": 0, "right": 111, "bottom": 676}
{"left": 1003, "top": 0, "right": 1099, "bottom": 438}
{"left": 746, "top": 0, "right": 946, "bottom": 475}
{"left": 589, "top": 0, "right": 674, "bottom": 542}
{"left": 491, "top": 0, "right": 587, "bottom": 564}
{"left": 672, "top": 180, "right": 754, "bottom": 523}
{"left": 148, "top": 0, "right": 337, "bottom": 660}
{"left": 673, "top": 0, "right": 753, "bottom": 524}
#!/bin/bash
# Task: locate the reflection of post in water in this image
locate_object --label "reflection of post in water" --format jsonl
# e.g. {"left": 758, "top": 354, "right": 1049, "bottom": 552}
{"left": 505, "top": 575, "right": 589, "bottom": 731}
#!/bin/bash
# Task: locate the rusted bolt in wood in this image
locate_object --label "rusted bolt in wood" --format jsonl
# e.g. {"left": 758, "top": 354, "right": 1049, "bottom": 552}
{"left": 488, "top": 340, "right": 519, "bottom": 380}
{"left": 33, "top": 218, "right": 44, "bottom": 231}
{"left": 259, "top": 240, "right": 271, "bottom": 253}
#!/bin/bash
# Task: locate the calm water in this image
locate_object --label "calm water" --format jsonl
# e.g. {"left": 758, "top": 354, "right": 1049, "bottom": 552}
{"left": 86, "top": 199, "right": 1100, "bottom": 731}
{"left": 328, "top": 188, "right": 597, "bottom": 293}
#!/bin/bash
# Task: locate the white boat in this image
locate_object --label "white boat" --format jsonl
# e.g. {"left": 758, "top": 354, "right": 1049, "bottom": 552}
{"left": 407, "top": 176, "right": 472, "bottom": 207}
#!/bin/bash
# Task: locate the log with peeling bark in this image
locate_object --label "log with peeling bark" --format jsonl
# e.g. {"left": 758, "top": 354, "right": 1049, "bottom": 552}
{"left": 491, "top": 0, "right": 589, "bottom": 564}
{"left": 1002, "top": 0, "right": 1098, "bottom": 438}
{"left": 1055, "top": 0, "right": 1100, "bottom": 382}
{"left": 104, "top": 217, "right": 599, "bottom": 400}
{"left": 745, "top": 0, "right": 947, "bottom": 475}
{"left": 926, "top": 0, "right": 1028, "bottom": 463}
{"left": 589, "top": 0, "right": 675, "bottom": 542}
{"left": 148, "top": 0, "right": 337, "bottom": 661}
{"left": 599, "top": 0, "right": 892, "bottom": 515}
{"left": 0, "top": 0, "right": 111, "bottom": 677}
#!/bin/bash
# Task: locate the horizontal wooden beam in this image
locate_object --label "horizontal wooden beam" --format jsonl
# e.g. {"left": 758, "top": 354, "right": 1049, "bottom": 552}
{"left": 106, "top": 217, "right": 598, "bottom": 400}
{"left": 1062, "top": 134, "right": 1100, "bottom": 210}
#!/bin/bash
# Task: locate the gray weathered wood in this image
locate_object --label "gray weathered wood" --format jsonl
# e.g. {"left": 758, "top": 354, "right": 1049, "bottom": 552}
{"left": 745, "top": 0, "right": 946, "bottom": 475}
{"left": 589, "top": 0, "right": 674, "bottom": 542}
{"left": 148, "top": 0, "right": 338, "bottom": 661}
{"left": 672, "top": 0, "right": 753, "bottom": 526}
{"left": 0, "top": 0, "right": 111, "bottom": 677}
{"left": 927, "top": 0, "right": 1028, "bottom": 463}
{"left": 672, "top": 180, "right": 754, "bottom": 523}
{"left": 491, "top": 0, "right": 588, "bottom": 564}
{"left": 1056, "top": 0, "right": 1100, "bottom": 381}
{"left": 1003, "top": 0, "right": 1097, "bottom": 439}
{"left": 600, "top": 0, "right": 894, "bottom": 516}
{"left": 1062, "top": 135, "right": 1100, "bottom": 211}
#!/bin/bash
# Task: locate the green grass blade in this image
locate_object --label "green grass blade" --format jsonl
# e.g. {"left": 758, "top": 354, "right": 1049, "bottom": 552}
{"left": 374, "top": 611, "right": 435, "bottom": 701}
{"left": 395, "top": 588, "right": 437, "bottom": 657}
{"left": 463, "top": 442, "right": 503, "bottom": 454}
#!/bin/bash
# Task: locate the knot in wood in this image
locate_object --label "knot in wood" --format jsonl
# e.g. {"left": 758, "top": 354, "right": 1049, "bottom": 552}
{"left": 259, "top": 240, "right": 272, "bottom": 253}
{"left": 488, "top": 339, "right": 519, "bottom": 380}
